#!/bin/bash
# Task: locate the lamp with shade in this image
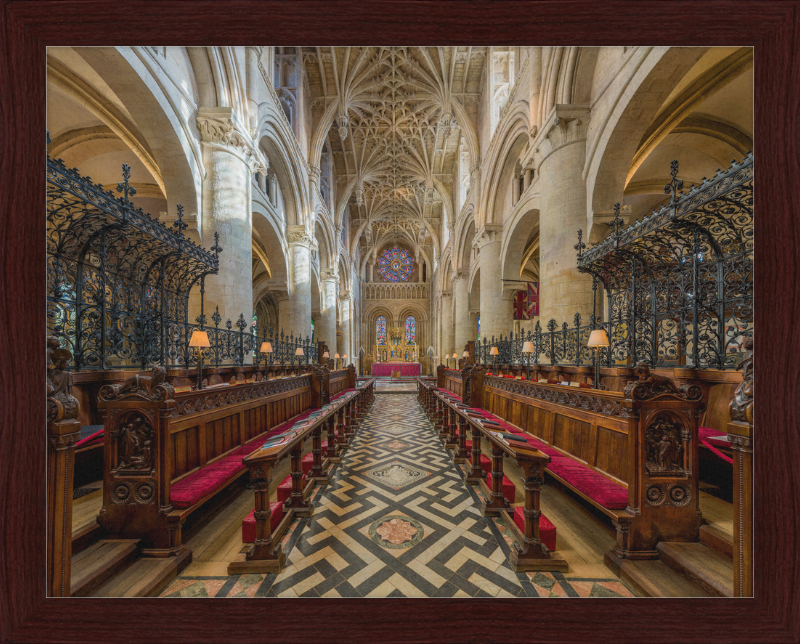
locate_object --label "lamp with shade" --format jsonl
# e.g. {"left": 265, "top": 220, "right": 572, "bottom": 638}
{"left": 452, "top": 352, "right": 458, "bottom": 369}
{"left": 489, "top": 346, "right": 499, "bottom": 372}
{"left": 522, "top": 340, "right": 535, "bottom": 380}
{"left": 260, "top": 341, "right": 273, "bottom": 379}
{"left": 343, "top": 354, "right": 348, "bottom": 367}
{"left": 295, "top": 346, "right": 304, "bottom": 376}
{"left": 587, "top": 328, "right": 610, "bottom": 389}
{"left": 323, "top": 350, "right": 330, "bottom": 369}
{"left": 189, "top": 329, "right": 211, "bottom": 390}
{"left": 334, "top": 352, "right": 340, "bottom": 370}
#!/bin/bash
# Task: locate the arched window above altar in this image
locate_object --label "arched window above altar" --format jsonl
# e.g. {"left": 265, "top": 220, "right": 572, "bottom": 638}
{"left": 376, "top": 316, "right": 386, "bottom": 345}
{"left": 405, "top": 316, "right": 416, "bottom": 344}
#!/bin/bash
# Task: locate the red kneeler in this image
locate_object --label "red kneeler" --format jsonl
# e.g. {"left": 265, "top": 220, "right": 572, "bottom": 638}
{"left": 513, "top": 506, "right": 557, "bottom": 552}
{"left": 242, "top": 502, "right": 283, "bottom": 543}
{"left": 277, "top": 474, "right": 306, "bottom": 503}
{"left": 301, "top": 440, "right": 332, "bottom": 477}
{"left": 486, "top": 472, "right": 516, "bottom": 503}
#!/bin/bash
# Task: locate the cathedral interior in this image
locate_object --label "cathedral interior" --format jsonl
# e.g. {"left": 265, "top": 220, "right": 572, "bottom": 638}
{"left": 44, "top": 46, "right": 755, "bottom": 603}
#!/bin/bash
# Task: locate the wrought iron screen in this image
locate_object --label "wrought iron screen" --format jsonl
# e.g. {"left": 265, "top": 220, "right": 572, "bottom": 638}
{"left": 474, "top": 155, "right": 753, "bottom": 370}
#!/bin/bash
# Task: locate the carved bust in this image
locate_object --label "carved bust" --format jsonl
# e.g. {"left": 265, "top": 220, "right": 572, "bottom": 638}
{"left": 729, "top": 337, "right": 753, "bottom": 424}
{"left": 47, "top": 335, "right": 79, "bottom": 423}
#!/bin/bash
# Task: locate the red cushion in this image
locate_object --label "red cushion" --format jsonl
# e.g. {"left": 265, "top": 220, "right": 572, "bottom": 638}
{"left": 242, "top": 502, "right": 283, "bottom": 543}
{"left": 486, "top": 472, "right": 516, "bottom": 503}
{"left": 513, "top": 507, "right": 557, "bottom": 552}
{"left": 699, "top": 426, "right": 729, "bottom": 449}
{"left": 524, "top": 436, "right": 564, "bottom": 459}
{"left": 546, "top": 458, "right": 628, "bottom": 510}
{"left": 578, "top": 382, "right": 592, "bottom": 388}
{"left": 277, "top": 474, "right": 306, "bottom": 503}
{"left": 75, "top": 428, "right": 104, "bottom": 449}
{"left": 331, "top": 388, "right": 355, "bottom": 402}
{"left": 170, "top": 453, "right": 246, "bottom": 509}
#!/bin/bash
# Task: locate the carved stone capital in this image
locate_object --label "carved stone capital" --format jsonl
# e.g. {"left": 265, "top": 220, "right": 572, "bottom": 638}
{"left": 286, "top": 225, "right": 318, "bottom": 251}
{"left": 196, "top": 107, "right": 253, "bottom": 156}
{"left": 309, "top": 165, "right": 321, "bottom": 183}
{"left": 451, "top": 269, "right": 469, "bottom": 283}
{"left": 537, "top": 105, "right": 590, "bottom": 163}
{"left": 470, "top": 163, "right": 481, "bottom": 182}
{"left": 441, "top": 290, "right": 453, "bottom": 298}
{"left": 473, "top": 224, "right": 503, "bottom": 249}
{"left": 320, "top": 268, "right": 337, "bottom": 282}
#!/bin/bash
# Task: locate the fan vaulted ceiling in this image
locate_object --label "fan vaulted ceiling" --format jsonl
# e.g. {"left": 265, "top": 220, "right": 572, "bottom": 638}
{"left": 301, "top": 46, "right": 486, "bottom": 259}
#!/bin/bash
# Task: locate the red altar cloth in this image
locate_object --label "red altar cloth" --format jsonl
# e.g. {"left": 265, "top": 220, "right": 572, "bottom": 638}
{"left": 371, "top": 362, "right": 421, "bottom": 377}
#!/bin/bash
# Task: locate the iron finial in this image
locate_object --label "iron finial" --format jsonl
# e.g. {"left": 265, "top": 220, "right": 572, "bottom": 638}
{"left": 664, "top": 159, "right": 684, "bottom": 204}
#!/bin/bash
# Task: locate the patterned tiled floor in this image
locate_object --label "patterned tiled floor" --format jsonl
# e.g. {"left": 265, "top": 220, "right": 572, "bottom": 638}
{"left": 160, "top": 394, "right": 634, "bottom": 598}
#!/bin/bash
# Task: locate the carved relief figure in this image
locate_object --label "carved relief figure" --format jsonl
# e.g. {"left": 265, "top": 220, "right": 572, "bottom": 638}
{"left": 116, "top": 414, "right": 154, "bottom": 471}
{"left": 624, "top": 363, "right": 702, "bottom": 401}
{"left": 645, "top": 418, "right": 684, "bottom": 474}
{"left": 100, "top": 365, "right": 171, "bottom": 401}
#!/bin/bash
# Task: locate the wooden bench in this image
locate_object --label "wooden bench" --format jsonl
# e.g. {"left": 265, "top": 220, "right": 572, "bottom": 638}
{"left": 96, "top": 365, "right": 369, "bottom": 557}
{"left": 228, "top": 378, "right": 376, "bottom": 574}
{"left": 423, "top": 365, "right": 706, "bottom": 563}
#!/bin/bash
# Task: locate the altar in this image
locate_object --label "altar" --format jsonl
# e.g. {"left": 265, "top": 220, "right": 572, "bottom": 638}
{"left": 371, "top": 362, "right": 421, "bottom": 377}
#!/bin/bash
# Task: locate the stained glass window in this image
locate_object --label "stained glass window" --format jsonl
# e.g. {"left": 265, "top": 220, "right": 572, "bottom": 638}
{"left": 405, "top": 316, "right": 416, "bottom": 344}
{"left": 377, "top": 246, "right": 414, "bottom": 282}
{"left": 376, "top": 315, "right": 387, "bottom": 345}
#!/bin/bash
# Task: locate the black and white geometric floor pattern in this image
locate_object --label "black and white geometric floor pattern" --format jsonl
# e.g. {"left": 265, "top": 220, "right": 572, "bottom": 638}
{"left": 255, "top": 393, "right": 537, "bottom": 597}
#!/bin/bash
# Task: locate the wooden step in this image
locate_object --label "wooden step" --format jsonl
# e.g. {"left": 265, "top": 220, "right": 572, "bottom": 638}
{"left": 612, "top": 558, "right": 711, "bottom": 598}
{"left": 657, "top": 541, "right": 733, "bottom": 597}
{"left": 71, "top": 539, "right": 140, "bottom": 597}
{"left": 700, "top": 524, "right": 734, "bottom": 558}
{"left": 72, "top": 521, "right": 104, "bottom": 555}
{"left": 91, "top": 549, "right": 192, "bottom": 597}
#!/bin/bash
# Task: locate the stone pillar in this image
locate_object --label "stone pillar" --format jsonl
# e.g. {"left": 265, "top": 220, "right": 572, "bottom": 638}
{"left": 537, "top": 107, "right": 593, "bottom": 323}
{"left": 197, "top": 108, "right": 262, "bottom": 360}
{"left": 275, "top": 293, "right": 291, "bottom": 335}
{"left": 285, "top": 225, "right": 315, "bottom": 338}
{"left": 452, "top": 270, "right": 470, "bottom": 354}
{"left": 319, "top": 269, "right": 338, "bottom": 350}
{"left": 440, "top": 291, "right": 454, "bottom": 357}
{"left": 340, "top": 293, "right": 352, "bottom": 362}
{"left": 245, "top": 46, "right": 263, "bottom": 134}
{"left": 475, "top": 224, "right": 509, "bottom": 341}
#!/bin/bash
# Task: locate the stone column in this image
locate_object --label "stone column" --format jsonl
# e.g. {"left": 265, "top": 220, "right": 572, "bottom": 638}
{"left": 275, "top": 293, "right": 291, "bottom": 335}
{"left": 537, "top": 107, "right": 593, "bottom": 323}
{"left": 452, "top": 270, "right": 471, "bottom": 354}
{"left": 285, "top": 225, "right": 315, "bottom": 338}
{"left": 245, "top": 46, "right": 263, "bottom": 134}
{"left": 340, "top": 293, "right": 352, "bottom": 362}
{"left": 319, "top": 269, "right": 338, "bottom": 350}
{"left": 440, "top": 291, "right": 454, "bottom": 357}
{"left": 475, "top": 224, "right": 510, "bottom": 341}
{"left": 197, "top": 108, "right": 264, "bottom": 360}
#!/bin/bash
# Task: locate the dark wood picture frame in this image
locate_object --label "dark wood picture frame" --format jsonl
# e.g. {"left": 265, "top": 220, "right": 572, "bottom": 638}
{"left": 1, "top": 1, "right": 798, "bottom": 642}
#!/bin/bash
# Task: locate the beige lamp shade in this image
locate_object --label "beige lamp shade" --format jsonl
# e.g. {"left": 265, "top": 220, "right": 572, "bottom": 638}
{"left": 587, "top": 329, "right": 610, "bottom": 347}
{"left": 295, "top": 347, "right": 304, "bottom": 356}
{"left": 343, "top": 354, "right": 347, "bottom": 361}
{"left": 489, "top": 346, "right": 499, "bottom": 356}
{"left": 334, "top": 353, "right": 340, "bottom": 359}
{"left": 463, "top": 350, "right": 469, "bottom": 358}
{"left": 451, "top": 353, "right": 457, "bottom": 359}
{"left": 323, "top": 351, "right": 330, "bottom": 358}
{"left": 260, "top": 341, "right": 273, "bottom": 353}
{"left": 189, "top": 330, "right": 211, "bottom": 348}
{"left": 522, "top": 341, "right": 535, "bottom": 353}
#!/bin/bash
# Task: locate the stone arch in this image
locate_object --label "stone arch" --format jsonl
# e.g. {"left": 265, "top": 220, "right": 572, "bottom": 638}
{"left": 479, "top": 110, "right": 530, "bottom": 228}
{"left": 585, "top": 47, "right": 708, "bottom": 240}
{"left": 256, "top": 109, "right": 311, "bottom": 227}
{"left": 57, "top": 46, "right": 202, "bottom": 229}
{"left": 501, "top": 193, "right": 540, "bottom": 282}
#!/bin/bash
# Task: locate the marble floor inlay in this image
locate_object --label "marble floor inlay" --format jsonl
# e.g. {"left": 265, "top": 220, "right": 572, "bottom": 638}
{"left": 160, "top": 393, "right": 635, "bottom": 598}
